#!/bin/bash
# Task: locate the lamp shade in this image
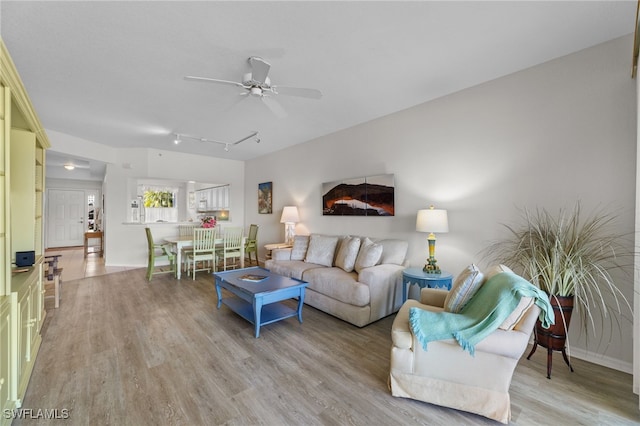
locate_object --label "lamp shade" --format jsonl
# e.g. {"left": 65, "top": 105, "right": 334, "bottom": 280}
{"left": 280, "top": 206, "right": 300, "bottom": 223}
{"left": 416, "top": 207, "right": 449, "bottom": 233}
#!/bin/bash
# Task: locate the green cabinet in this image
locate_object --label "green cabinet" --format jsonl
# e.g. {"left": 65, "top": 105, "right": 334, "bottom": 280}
{"left": 10, "top": 129, "right": 36, "bottom": 258}
{"left": 0, "top": 296, "right": 14, "bottom": 421}
{"left": 13, "top": 267, "right": 43, "bottom": 405}
{"left": 0, "top": 39, "right": 49, "bottom": 422}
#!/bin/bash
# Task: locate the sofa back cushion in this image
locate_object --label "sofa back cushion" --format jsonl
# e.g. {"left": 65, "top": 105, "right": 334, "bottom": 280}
{"left": 290, "top": 235, "right": 310, "bottom": 261}
{"left": 304, "top": 234, "right": 339, "bottom": 267}
{"left": 354, "top": 237, "right": 383, "bottom": 273}
{"left": 377, "top": 239, "right": 409, "bottom": 265}
{"left": 334, "top": 236, "right": 361, "bottom": 272}
{"left": 498, "top": 296, "right": 534, "bottom": 330}
{"left": 484, "top": 264, "right": 514, "bottom": 281}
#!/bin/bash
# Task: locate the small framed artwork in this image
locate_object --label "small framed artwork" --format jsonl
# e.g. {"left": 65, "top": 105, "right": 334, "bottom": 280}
{"left": 258, "top": 182, "right": 273, "bottom": 214}
{"left": 188, "top": 192, "right": 195, "bottom": 209}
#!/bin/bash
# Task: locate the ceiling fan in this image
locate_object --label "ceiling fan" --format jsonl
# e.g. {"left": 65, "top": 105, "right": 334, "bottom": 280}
{"left": 184, "top": 56, "right": 322, "bottom": 118}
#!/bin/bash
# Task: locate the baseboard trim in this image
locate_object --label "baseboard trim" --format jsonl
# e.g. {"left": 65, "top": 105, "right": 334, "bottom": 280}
{"left": 527, "top": 336, "right": 633, "bottom": 374}
{"left": 568, "top": 347, "right": 633, "bottom": 374}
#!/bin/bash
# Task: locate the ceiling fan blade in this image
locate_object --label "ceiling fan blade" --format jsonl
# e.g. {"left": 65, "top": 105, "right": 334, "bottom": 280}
{"left": 272, "top": 85, "right": 322, "bottom": 99}
{"left": 261, "top": 96, "right": 287, "bottom": 119}
{"left": 184, "top": 76, "right": 246, "bottom": 88}
{"left": 248, "top": 56, "right": 271, "bottom": 85}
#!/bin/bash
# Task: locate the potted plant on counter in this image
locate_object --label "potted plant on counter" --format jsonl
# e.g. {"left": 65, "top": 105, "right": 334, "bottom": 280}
{"left": 484, "top": 203, "right": 633, "bottom": 378}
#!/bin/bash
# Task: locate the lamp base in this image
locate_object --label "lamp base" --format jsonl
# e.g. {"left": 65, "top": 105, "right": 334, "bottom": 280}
{"left": 423, "top": 257, "right": 441, "bottom": 274}
{"left": 284, "top": 223, "right": 295, "bottom": 246}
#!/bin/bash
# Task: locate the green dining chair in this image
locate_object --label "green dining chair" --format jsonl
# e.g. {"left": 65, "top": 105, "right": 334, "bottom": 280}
{"left": 244, "top": 224, "right": 259, "bottom": 266}
{"left": 145, "top": 227, "right": 177, "bottom": 281}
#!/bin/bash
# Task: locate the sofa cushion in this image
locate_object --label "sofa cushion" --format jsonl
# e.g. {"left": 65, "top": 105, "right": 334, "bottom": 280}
{"left": 267, "top": 260, "right": 325, "bottom": 281}
{"left": 290, "top": 235, "right": 310, "bottom": 261}
{"left": 377, "top": 239, "right": 409, "bottom": 265}
{"left": 333, "top": 235, "right": 347, "bottom": 263}
{"left": 335, "top": 236, "right": 361, "bottom": 272}
{"left": 444, "top": 264, "right": 485, "bottom": 313}
{"left": 499, "top": 296, "right": 534, "bottom": 330}
{"left": 302, "top": 267, "right": 370, "bottom": 307}
{"left": 304, "top": 234, "right": 339, "bottom": 267}
{"left": 484, "top": 264, "right": 514, "bottom": 281}
{"left": 355, "top": 238, "right": 383, "bottom": 273}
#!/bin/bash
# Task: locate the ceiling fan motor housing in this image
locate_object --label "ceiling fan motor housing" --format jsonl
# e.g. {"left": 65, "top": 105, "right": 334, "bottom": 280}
{"left": 243, "top": 72, "right": 271, "bottom": 88}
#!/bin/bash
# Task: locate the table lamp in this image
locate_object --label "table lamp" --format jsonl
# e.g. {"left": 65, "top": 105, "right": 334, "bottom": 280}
{"left": 280, "top": 206, "right": 300, "bottom": 245}
{"left": 416, "top": 205, "right": 449, "bottom": 273}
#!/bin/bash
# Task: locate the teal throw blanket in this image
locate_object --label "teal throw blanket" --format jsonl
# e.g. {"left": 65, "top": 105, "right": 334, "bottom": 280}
{"left": 409, "top": 272, "right": 554, "bottom": 356}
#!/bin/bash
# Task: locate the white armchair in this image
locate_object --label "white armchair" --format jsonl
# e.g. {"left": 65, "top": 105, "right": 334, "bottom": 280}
{"left": 389, "top": 287, "right": 539, "bottom": 424}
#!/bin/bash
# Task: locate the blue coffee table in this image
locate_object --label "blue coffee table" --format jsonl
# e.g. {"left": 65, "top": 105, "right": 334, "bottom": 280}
{"left": 214, "top": 267, "right": 308, "bottom": 338}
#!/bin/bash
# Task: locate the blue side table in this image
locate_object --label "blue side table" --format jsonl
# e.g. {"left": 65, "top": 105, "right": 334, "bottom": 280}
{"left": 402, "top": 267, "right": 453, "bottom": 302}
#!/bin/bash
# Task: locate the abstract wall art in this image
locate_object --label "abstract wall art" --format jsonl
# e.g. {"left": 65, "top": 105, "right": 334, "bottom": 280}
{"left": 322, "top": 174, "right": 394, "bottom": 216}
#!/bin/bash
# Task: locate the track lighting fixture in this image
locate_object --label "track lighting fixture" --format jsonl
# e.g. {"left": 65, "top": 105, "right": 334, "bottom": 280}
{"left": 170, "top": 131, "right": 260, "bottom": 152}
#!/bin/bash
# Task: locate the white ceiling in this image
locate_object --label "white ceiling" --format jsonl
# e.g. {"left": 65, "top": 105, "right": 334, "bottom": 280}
{"left": 0, "top": 1, "right": 636, "bottom": 173}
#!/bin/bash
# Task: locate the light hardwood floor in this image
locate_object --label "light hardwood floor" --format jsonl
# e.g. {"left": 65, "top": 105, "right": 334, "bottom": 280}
{"left": 16, "top": 255, "right": 640, "bottom": 425}
{"left": 44, "top": 247, "right": 134, "bottom": 281}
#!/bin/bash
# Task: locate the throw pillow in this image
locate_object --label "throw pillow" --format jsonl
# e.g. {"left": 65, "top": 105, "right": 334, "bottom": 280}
{"left": 444, "top": 264, "right": 485, "bottom": 313}
{"left": 335, "top": 236, "right": 361, "bottom": 272}
{"left": 498, "top": 296, "right": 534, "bottom": 330}
{"left": 290, "top": 235, "right": 310, "bottom": 261}
{"left": 377, "top": 239, "right": 409, "bottom": 265}
{"left": 304, "top": 234, "right": 339, "bottom": 267}
{"left": 354, "top": 238, "right": 383, "bottom": 273}
{"left": 484, "top": 264, "right": 514, "bottom": 281}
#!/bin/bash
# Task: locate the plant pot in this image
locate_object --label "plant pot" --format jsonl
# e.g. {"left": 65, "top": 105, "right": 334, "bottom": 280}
{"left": 526, "top": 295, "right": 575, "bottom": 379}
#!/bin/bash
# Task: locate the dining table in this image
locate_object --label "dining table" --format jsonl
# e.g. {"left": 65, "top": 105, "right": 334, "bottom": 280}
{"left": 164, "top": 235, "right": 245, "bottom": 279}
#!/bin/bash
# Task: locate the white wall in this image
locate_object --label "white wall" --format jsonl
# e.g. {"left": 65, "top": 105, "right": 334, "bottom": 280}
{"left": 245, "top": 35, "right": 636, "bottom": 370}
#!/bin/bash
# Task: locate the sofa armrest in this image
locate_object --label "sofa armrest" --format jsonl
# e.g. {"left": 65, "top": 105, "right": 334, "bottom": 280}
{"left": 393, "top": 299, "right": 537, "bottom": 360}
{"left": 392, "top": 299, "right": 442, "bottom": 349}
{"left": 271, "top": 248, "right": 292, "bottom": 260}
{"left": 358, "top": 264, "right": 405, "bottom": 321}
{"left": 420, "top": 288, "right": 449, "bottom": 307}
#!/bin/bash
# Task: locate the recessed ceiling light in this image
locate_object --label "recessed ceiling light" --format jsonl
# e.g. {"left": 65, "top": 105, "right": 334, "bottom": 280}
{"left": 64, "top": 164, "right": 75, "bottom": 170}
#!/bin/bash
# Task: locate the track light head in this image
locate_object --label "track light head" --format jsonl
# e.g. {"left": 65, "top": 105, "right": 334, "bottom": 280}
{"left": 173, "top": 134, "right": 181, "bottom": 145}
{"left": 224, "top": 143, "right": 230, "bottom": 152}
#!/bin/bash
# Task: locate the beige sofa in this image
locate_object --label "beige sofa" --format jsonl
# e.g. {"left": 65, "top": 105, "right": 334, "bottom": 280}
{"left": 264, "top": 234, "right": 408, "bottom": 327}
{"left": 390, "top": 283, "right": 540, "bottom": 424}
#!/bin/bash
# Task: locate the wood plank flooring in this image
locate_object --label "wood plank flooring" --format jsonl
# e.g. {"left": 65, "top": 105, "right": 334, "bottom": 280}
{"left": 14, "top": 266, "right": 640, "bottom": 425}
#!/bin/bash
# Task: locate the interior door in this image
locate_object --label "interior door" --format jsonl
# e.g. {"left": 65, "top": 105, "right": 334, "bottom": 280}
{"left": 47, "top": 189, "right": 85, "bottom": 247}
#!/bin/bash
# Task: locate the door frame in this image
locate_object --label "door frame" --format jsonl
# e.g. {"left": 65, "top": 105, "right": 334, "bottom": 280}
{"left": 45, "top": 187, "right": 102, "bottom": 249}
